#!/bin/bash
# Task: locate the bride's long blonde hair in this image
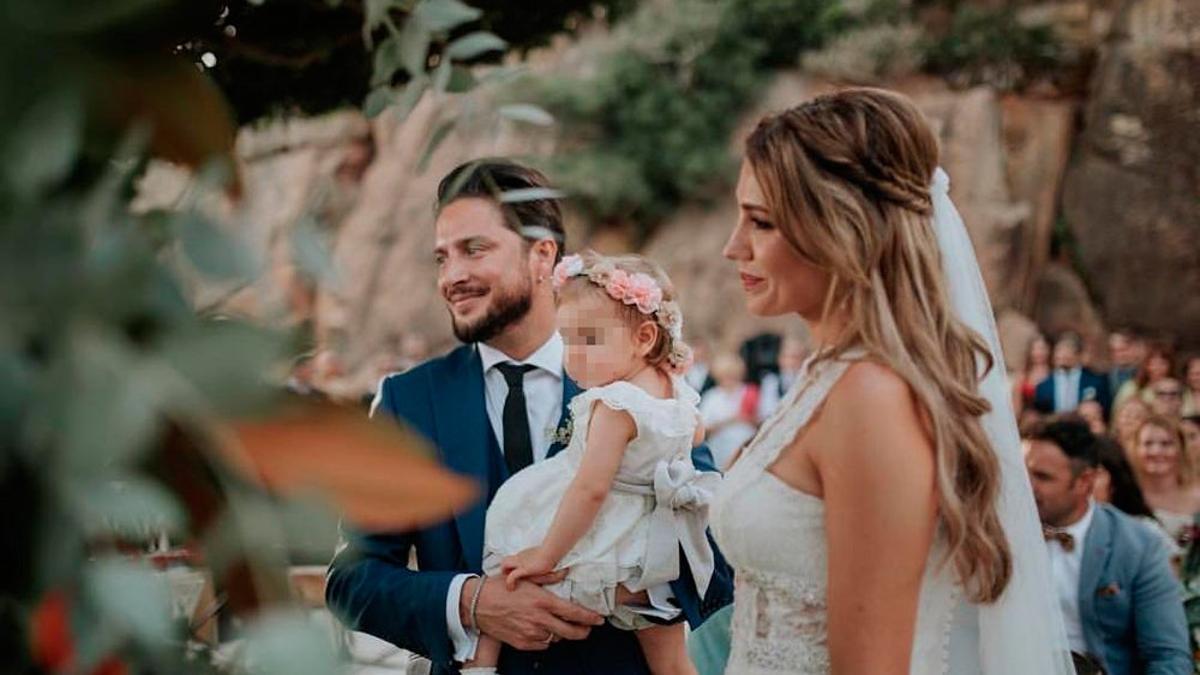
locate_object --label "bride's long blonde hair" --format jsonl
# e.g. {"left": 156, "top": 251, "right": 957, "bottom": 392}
{"left": 745, "top": 87, "right": 1011, "bottom": 603}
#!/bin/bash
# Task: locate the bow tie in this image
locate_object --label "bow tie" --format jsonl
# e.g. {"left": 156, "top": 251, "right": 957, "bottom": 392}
{"left": 1043, "top": 526, "right": 1075, "bottom": 552}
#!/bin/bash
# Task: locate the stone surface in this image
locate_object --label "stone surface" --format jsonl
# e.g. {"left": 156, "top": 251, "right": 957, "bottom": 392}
{"left": 1061, "top": 0, "right": 1200, "bottom": 349}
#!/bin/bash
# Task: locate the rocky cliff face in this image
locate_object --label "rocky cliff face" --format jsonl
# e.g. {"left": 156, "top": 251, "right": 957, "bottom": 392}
{"left": 1062, "top": 0, "right": 1200, "bottom": 349}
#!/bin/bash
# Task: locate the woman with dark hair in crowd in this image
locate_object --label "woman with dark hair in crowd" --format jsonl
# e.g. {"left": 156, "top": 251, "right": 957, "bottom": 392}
{"left": 1012, "top": 333, "right": 1051, "bottom": 416}
{"left": 1115, "top": 341, "right": 1176, "bottom": 410}
{"left": 1093, "top": 434, "right": 1154, "bottom": 518}
{"left": 1092, "top": 431, "right": 1183, "bottom": 562}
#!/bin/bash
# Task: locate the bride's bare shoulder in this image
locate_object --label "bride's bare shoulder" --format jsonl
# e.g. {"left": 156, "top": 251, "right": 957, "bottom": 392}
{"left": 826, "top": 359, "right": 916, "bottom": 414}
{"left": 813, "top": 359, "right": 932, "bottom": 467}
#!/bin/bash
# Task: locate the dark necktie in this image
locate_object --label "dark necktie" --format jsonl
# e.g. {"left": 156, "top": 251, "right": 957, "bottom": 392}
{"left": 496, "top": 363, "right": 537, "bottom": 476}
{"left": 1042, "top": 525, "right": 1075, "bottom": 552}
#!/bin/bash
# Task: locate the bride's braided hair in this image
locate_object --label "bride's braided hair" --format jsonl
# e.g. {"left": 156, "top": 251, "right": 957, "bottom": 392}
{"left": 746, "top": 87, "right": 1011, "bottom": 603}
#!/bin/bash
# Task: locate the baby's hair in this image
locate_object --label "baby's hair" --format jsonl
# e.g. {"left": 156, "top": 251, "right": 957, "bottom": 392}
{"left": 556, "top": 250, "right": 692, "bottom": 373}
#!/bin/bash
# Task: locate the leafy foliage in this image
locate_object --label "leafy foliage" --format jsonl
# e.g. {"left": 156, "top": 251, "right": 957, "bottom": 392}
{"left": 0, "top": 0, "right": 477, "bottom": 672}
{"left": 533, "top": 0, "right": 847, "bottom": 238}
{"left": 921, "top": 5, "right": 1064, "bottom": 91}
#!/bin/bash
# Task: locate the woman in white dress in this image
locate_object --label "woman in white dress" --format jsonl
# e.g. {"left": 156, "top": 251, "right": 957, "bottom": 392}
{"left": 710, "top": 88, "right": 1074, "bottom": 674}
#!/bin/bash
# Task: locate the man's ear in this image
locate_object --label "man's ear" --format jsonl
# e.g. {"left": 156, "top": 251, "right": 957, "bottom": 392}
{"left": 531, "top": 239, "right": 558, "bottom": 280}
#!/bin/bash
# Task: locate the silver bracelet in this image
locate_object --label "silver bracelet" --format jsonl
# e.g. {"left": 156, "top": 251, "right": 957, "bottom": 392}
{"left": 468, "top": 574, "right": 486, "bottom": 632}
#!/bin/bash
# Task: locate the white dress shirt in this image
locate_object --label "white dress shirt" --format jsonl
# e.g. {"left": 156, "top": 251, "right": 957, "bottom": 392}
{"left": 1045, "top": 501, "right": 1095, "bottom": 654}
{"left": 1053, "top": 367, "right": 1083, "bottom": 412}
{"left": 446, "top": 333, "right": 564, "bottom": 661}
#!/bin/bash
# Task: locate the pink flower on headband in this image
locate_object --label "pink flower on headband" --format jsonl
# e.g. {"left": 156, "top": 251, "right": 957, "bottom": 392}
{"left": 553, "top": 254, "right": 584, "bottom": 288}
{"left": 605, "top": 269, "right": 633, "bottom": 300}
{"left": 628, "top": 273, "right": 663, "bottom": 313}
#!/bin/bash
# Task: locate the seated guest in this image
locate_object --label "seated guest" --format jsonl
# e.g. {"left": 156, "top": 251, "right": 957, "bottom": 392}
{"left": 698, "top": 352, "right": 760, "bottom": 470}
{"left": 1149, "top": 377, "right": 1185, "bottom": 421}
{"left": 1091, "top": 435, "right": 1180, "bottom": 561}
{"left": 1115, "top": 341, "right": 1175, "bottom": 411}
{"left": 1183, "top": 356, "right": 1200, "bottom": 417}
{"left": 1035, "top": 332, "right": 1112, "bottom": 417}
{"left": 1132, "top": 415, "right": 1200, "bottom": 544}
{"left": 1014, "top": 333, "right": 1052, "bottom": 416}
{"left": 1114, "top": 398, "right": 1152, "bottom": 459}
{"left": 1025, "top": 418, "right": 1190, "bottom": 675}
{"left": 1107, "top": 328, "right": 1140, "bottom": 397}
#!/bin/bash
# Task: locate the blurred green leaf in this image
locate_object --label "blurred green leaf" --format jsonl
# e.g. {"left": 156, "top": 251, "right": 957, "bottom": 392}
{"left": 400, "top": 11, "right": 433, "bottom": 76}
{"left": 394, "top": 75, "right": 429, "bottom": 122}
{"left": 47, "top": 332, "right": 163, "bottom": 473}
{"left": 2, "top": 89, "right": 83, "bottom": 196}
{"left": 363, "top": 86, "right": 394, "bottom": 118}
{"left": 371, "top": 33, "right": 405, "bottom": 86}
{"left": 239, "top": 612, "right": 340, "bottom": 675}
{"left": 445, "top": 66, "right": 477, "bottom": 93}
{"left": 67, "top": 474, "right": 187, "bottom": 539}
{"left": 432, "top": 59, "right": 451, "bottom": 92}
{"left": 156, "top": 320, "right": 285, "bottom": 417}
{"left": 85, "top": 557, "right": 174, "bottom": 645}
{"left": 363, "top": 0, "right": 397, "bottom": 37}
{"left": 499, "top": 103, "right": 554, "bottom": 126}
{"left": 413, "top": 0, "right": 482, "bottom": 33}
{"left": 178, "top": 211, "right": 258, "bottom": 282}
{"left": 290, "top": 217, "right": 337, "bottom": 285}
{"left": 445, "top": 31, "right": 507, "bottom": 61}
{"left": 417, "top": 117, "right": 456, "bottom": 171}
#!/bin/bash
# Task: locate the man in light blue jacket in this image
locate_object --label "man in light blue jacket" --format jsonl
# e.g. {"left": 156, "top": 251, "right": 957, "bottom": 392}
{"left": 1026, "top": 417, "right": 1191, "bottom": 675}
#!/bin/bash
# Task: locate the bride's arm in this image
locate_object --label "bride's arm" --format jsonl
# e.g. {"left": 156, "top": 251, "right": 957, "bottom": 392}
{"left": 816, "top": 362, "right": 937, "bottom": 675}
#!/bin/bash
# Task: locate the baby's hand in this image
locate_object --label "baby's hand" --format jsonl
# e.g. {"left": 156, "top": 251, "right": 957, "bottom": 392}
{"left": 500, "top": 547, "right": 557, "bottom": 590}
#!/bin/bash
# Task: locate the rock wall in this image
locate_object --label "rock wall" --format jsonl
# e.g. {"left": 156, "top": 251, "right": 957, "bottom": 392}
{"left": 1062, "top": 0, "right": 1200, "bottom": 350}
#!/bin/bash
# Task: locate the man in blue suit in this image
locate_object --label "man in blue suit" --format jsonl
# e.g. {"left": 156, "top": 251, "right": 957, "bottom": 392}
{"left": 1034, "top": 332, "right": 1113, "bottom": 418}
{"left": 325, "top": 159, "right": 732, "bottom": 674}
{"left": 1025, "top": 417, "right": 1190, "bottom": 675}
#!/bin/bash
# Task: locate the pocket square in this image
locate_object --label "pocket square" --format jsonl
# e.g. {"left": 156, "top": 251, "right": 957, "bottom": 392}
{"left": 1097, "top": 582, "right": 1121, "bottom": 598}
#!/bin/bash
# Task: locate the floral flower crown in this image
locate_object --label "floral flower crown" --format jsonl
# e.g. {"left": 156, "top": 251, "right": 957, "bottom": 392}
{"left": 552, "top": 253, "right": 693, "bottom": 373}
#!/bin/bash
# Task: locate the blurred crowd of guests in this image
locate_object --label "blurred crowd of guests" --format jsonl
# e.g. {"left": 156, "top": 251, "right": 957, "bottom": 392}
{"left": 1011, "top": 328, "right": 1200, "bottom": 549}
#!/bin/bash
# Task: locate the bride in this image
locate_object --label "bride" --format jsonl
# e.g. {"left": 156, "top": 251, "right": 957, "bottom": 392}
{"left": 710, "top": 88, "right": 1075, "bottom": 674}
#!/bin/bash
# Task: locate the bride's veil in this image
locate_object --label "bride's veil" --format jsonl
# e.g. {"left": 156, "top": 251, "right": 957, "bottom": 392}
{"left": 930, "top": 168, "right": 1077, "bottom": 674}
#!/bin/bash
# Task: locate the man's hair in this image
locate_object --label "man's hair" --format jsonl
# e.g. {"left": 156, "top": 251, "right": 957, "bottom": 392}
{"left": 436, "top": 159, "right": 565, "bottom": 262}
{"left": 1054, "top": 331, "right": 1084, "bottom": 352}
{"left": 1027, "top": 416, "right": 1099, "bottom": 474}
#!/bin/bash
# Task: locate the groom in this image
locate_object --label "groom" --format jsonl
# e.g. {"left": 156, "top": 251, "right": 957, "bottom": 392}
{"left": 325, "top": 159, "right": 733, "bottom": 674}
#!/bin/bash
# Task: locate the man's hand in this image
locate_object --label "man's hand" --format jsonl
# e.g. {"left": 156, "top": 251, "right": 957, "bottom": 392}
{"left": 460, "top": 576, "right": 604, "bottom": 651}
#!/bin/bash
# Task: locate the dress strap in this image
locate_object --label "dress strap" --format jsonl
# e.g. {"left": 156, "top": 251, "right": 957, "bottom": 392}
{"left": 742, "top": 352, "right": 861, "bottom": 469}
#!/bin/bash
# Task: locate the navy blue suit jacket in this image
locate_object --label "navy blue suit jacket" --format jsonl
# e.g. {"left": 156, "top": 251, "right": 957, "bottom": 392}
{"left": 325, "top": 345, "right": 734, "bottom": 674}
{"left": 1034, "top": 368, "right": 1113, "bottom": 417}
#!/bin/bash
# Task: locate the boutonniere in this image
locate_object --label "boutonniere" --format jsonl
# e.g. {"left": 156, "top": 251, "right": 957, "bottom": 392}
{"left": 1097, "top": 583, "right": 1121, "bottom": 598}
{"left": 1178, "top": 524, "right": 1200, "bottom": 548}
{"left": 547, "top": 410, "right": 575, "bottom": 447}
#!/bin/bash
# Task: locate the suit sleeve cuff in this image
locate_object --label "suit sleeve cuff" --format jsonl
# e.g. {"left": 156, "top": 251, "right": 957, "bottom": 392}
{"left": 446, "top": 573, "right": 480, "bottom": 662}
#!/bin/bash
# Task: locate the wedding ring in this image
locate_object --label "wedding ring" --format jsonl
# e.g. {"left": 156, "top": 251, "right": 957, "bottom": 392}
{"left": 544, "top": 632, "right": 556, "bottom": 644}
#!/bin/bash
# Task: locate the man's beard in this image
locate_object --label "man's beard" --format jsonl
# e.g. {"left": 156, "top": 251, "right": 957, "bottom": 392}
{"left": 450, "top": 277, "right": 534, "bottom": 344}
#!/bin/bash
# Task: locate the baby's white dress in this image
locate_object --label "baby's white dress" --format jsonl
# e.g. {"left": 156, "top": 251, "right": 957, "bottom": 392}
{"left": 483, "top": 377, "right": 717, "bottom": 628}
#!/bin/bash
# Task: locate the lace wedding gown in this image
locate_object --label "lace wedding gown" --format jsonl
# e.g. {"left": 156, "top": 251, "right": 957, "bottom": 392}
{"left": 711, "top": 350, "right": 965, "bottom": 674}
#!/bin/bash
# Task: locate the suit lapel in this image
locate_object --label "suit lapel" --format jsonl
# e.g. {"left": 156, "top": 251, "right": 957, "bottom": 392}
{"left": 1078, "top": 506, "right": 1114, "bottom": 652}
{"left": 547, "top": 376, "right": 581, "bottom": 459}
{"left": 435, "top": 347, "right": 491, "bottom": 571}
